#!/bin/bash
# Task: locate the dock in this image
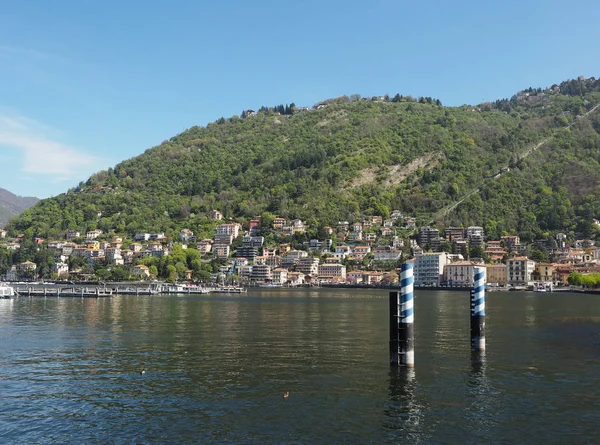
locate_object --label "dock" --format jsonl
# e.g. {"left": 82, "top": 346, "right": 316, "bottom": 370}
{"left": 10, "top": 283, "right": 243, "bottom": 298}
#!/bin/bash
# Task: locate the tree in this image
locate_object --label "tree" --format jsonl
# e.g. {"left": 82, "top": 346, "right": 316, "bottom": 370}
{"left": 166, "top": 265, "right": 177, "bottom": 282}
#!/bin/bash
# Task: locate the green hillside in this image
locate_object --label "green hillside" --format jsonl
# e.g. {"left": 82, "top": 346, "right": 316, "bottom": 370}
{"left": 8, "top": 77, "right": 600, "bottom": 242}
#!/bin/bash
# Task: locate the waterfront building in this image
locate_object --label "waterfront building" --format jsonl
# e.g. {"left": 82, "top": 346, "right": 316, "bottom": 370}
{"left": 444, "top": 260, "right": 480, "bottom": 286}
{"left": 250, "top": 264, "right": 272, "bottom": 283}
{"left": 317, "top": 263, "right": 347, "bottom": 280}
{"left": 506, "top": 256, "right": 536, "bottom": 285}
{"left": 413, "top": 252, "right": 450, "bottom": 286}
{"left": 272, "top": 268, "right": 288, "bottom": 284}
{"left": 296, "top": 257, "right": 320, "bottom": 276}
{"left": 485, "top": 264, "right": 507, "bottom": 286}
{"left": 532, "top": 263, "right": 556, "bottom": 283}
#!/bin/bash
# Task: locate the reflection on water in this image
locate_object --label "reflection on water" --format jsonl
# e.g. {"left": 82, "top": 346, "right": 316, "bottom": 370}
{"left": 0, "top": 290, "right": 599, "bottom": 444}
{"left": 385, "top": 368, "right": 424, "bottom": 442}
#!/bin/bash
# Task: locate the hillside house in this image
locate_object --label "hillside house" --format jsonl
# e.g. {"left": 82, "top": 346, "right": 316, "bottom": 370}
{"left": 197, "top": 239, "right": 213, "bottom": 254}
{"left": 179, "top": 229, "right": 194, "bottom": 242}
{"left": 208, "top": 210, "right": 223, "bottom": 220}
{"left": 66, "top": 230, "right": 81, "bottom": 240}
{"left": 217, "top": 223, "right": 242, "bottom": 238}
{"left": 86, "top": 230, "right": 103, "bottom": 241}
{"left": 213, "top": 245, "right": 230, "bottom": 259}
{"left": 132, "top": 264, "right": 150, "bottom": 279}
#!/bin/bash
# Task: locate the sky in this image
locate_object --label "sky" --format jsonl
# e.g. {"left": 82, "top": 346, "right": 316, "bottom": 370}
{"left": 1, "top": 0, "right": 599, "bottom": 199}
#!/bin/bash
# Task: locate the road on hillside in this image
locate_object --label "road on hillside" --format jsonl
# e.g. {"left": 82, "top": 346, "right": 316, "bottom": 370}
{"left": 429, "top": 101, "right": 600, "bottom": 224}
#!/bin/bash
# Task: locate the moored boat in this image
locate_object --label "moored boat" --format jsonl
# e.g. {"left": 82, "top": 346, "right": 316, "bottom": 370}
{"left": 0, "top": 283, "right": 17, "bottom": 298}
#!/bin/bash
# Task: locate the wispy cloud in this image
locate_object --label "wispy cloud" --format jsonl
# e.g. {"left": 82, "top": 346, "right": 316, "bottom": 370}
{"left": 0, "top": 44, "right": 59, "bottom": 60}
{"left": 0, "top": 113, "right": 98, "bottom": 180}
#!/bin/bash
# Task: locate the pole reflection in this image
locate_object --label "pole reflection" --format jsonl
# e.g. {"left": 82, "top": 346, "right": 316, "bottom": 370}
{"left": 384, "top": 367, "right": 424, "bottom": 442}
{"left": 466, "top": 350, "right": 498, "bottom": 441}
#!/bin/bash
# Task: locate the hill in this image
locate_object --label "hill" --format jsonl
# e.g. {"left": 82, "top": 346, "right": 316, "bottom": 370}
{"left": 7, "top": 77, "right": 600, "bottom": 243}
{"left": 0, "top": 188, "right": 39, "bottom": 227}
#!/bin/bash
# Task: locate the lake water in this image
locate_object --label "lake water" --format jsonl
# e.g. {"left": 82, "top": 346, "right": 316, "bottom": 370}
{"left": 0, "top": 288, "right": 599, "bottom": 444}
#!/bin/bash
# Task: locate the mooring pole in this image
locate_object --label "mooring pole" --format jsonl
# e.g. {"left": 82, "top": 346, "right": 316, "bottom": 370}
{"left": 399, "top": 263, "right": 415, "bottom": 367}
{"left": 389, "top": 290, "right": 400, "bottom": 365}
{"left": 471, "top": 266, "right": 486, "bottom": 351}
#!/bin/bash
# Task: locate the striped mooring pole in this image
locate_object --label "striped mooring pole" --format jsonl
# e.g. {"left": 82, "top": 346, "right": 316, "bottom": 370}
{"left": 470, "top": 266, "right": 486, "bottom": 351}
{"left": 400, "top": 264, "right": 415, "bottom": 367}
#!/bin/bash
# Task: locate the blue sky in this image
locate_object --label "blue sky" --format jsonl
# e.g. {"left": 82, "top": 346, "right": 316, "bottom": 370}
{"left": 1, "top": 0, "right": 599, "bottom": 198}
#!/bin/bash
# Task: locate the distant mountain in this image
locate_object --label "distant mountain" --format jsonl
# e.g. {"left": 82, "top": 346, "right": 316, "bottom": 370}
{"left": 0, "top": 188, "right": 39, "bottom": 227}
{"left": 7, "top": 76, "right": 600, "bottom": 242}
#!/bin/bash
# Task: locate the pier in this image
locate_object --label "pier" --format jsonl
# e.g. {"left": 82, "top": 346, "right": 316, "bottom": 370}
{"left": 9, "top": 283, "right": 236, "bottom": 298}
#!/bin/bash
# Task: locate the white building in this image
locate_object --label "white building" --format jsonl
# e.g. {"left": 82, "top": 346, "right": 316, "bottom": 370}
{"left": 52, "top": 262, "right": 69, "bottom": 278}
{"left": 373, "top": 249, "right": 402, "bottom": 262}
{"left": 66, "top": 230, "right": 81, "bottom": 240}
{"left": 413, "top": 252, "right": 450, "bottom": 286}
{"left": 179, "top": 229, "right": 194, "bottom": 242}
{"left": 296, "top": 257, "right": 320, "bottom": 276}
{"left": 272, "top": 268, "right": 288, "bottom": 284}
{"left": 506, "top": 256, "right": 536, "bottom": 285}
{"left": 213, "top": 244, "right": 230, "bottom": 259}
{"left": 334, "top": 244, "right": 351, "bottom": 259}
{"left": 216, "top": 223, "right": 241, "bottom": 238}
{"left": 317, "top": 263, "right": 347, "bottom": 280}
{"left": 86, "top": 230, "right": 103, "bottom": 241}
{"left": 444, "top": 261, "right": 479, "bottom": 286}
{"left": 250, "top": 264, "right": 272, "bottom": 282}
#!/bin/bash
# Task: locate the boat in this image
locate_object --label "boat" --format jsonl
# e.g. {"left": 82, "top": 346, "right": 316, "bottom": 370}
{"left": 259, "top": 283, "right": 282, "bottom": 288}
{"left": 533, "top": 283, "right": 551, "bottom": 292}
{"left": 0, "top": 283, "right": 17, "bottom": 298}
{"left": 213, "top": 286, "right": 247, "bottom": 294}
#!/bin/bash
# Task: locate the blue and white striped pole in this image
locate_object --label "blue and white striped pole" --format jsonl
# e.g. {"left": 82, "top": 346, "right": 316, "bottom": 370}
{"left": 400, "top": 263, "right": 415, "bottom": 367}
{"left": 470, "top": 266, "right": 486, "bottom": 351}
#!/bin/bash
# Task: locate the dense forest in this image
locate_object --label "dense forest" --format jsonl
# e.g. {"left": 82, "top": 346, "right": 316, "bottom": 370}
{"left": 7, "top": 77, "right": 600, "bottom": 243}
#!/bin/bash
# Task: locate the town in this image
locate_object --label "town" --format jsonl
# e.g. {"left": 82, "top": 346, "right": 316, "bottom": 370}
{"left": 1, "top": 208, "right": 597, "bottom": 290}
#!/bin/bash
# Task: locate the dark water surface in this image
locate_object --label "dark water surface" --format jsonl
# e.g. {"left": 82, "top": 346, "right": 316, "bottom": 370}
{"left": 1, "top": 289, "right": 599, "bottom": 444}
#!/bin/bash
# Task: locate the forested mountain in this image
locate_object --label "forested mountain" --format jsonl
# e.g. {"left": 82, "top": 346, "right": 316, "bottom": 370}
{"left": 0, "top": 188, "right": 39, "bottom": 227}
{"left": 8, "top": 77, "right": 600, "bottom": 243}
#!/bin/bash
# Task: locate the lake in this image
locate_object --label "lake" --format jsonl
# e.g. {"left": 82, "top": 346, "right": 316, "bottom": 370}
{"left": 1, "top": 288, "right": 599, "bottom": 444}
